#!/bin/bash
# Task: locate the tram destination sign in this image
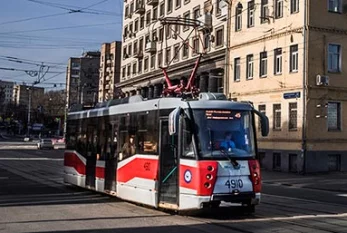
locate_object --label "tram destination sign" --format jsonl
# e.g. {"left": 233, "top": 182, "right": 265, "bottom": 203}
{"left": 283, "top": 92, "right": 300, "bottom": 99}
{"left": 205, "top": 110, "right": 241, "bottom": 120}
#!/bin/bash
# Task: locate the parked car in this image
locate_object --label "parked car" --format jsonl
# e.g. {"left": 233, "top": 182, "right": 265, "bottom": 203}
{"left": 37, "top": 139, "right": 54, "bottom": 149}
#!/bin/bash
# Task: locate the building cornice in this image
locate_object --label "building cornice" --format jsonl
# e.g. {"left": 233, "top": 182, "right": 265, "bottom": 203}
{"left": 232, "top": 86, "right": 303, "bottom": 97}
{"left": 308, "top": 25, "right": 347, "bottom": 35}
{"left": 231, "top": 27, "right": 304, "bottom": 50}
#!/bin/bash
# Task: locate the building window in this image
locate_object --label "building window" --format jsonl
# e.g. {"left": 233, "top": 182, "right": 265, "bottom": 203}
{"left": 123, "top": 47, "right": 127, "bottom": 59}
{"left": 125, "top": 5, "right": 129, "bottom": 19}
{"left": 275, "top": 0, "right": 283, "bottom": 18}
{"left": 193, "top": 7, "right": 200, "bottom": 20}
{"left": 158, "top": 50, "right": 163, "bottom": 67}
{"left": 183, "top": 11, "right": 190, "bottom": 31}
{"left": 153, "top": 7, "right": 158, "bottom": 20}
{"left": 138, "top": 59, "right": 143, "bottom": 74}
{"left": 128, "top": 44, "right": 132, "bottom": 56}
{"left": 184, "top": 0, "right": 190, "bottom": 4}
{"left": 289, "top": 102, "right": 297, "bottom": 130}
{"left": 176, "top": 0, "right": 181, "bottom": 8}
{"left": 140, "top": 15, "right": 145, "bottom": 29}
{"left": 182, "top": 41, "right": 189, "bottom": 58}
{"left": 139, "top": 37, "right": 144, "bottom": 53}
{"left": 291, "top": 0, "right": 299, "bottom": 13}
{"left": 258, "top": 105, "right": 266, "bottom": 130}
{"left": 328, "top": 102, "right": 341, "bottom": 131}
{"left": 204, "top": 33, "right": 211, "bottom": 51}
{"left": 159, "top": 27, "right": 164, "bottom": 42}
{"left": 127, "top": 64, "right": 131, "bottom": 77}
{"left": 235, "top": 6, "right": 242, "bottom": 31}
{"left": 174, "top": 44, "right": 180, "bottom": 61}
{"left": 144, "top": 57, "right": 149, "bottom": 71}
{"left": 132, "top": 63, "right": 137, "bottom": 75}
{"left": 165, "top": 47, "right": 171, "bottom": 65}
{"left": 167, "top": 0, "right": 173, "bottom": 14}
{"left": 192, "top": 37, "right": 199, "bottom": 55}
{"left": 150, "top": 54, "right": 156, "bottom": 69}
{"left": 328, "top": 0, "right": 341, "bottom": 12}
{"left": 122, "top": 66, "right": 126, "bottom": 79}
{"left": 261, "top": 0, "right": 269, "bottom": 24}
{"left": 215, "top": 27, "right": 224, "bottom": 47}
{"left": 247, "top": 1, "right": 255, "bottom": 28}
{"left": 234, "top": 57, "right": 240, "bottom": 82}
{"left": 260, "top": 51, "right": 267, "bottom": 77}
{"left": 165, "top": 24, "right": 171, "bottom": 38}
{"left": 274, "top": 48, "right": 282, "bottom": 75}
{"left": 133, "top": 40, "right": 138, "bottom": 55}
{"left": 290, "top": 44, "right": 299, "bottom": 72}
{"left": 159, "top": 2, "right": 165, "bottom": 17}
{"left": 328, "top": 44, "right": 341, "bottom": 72}
{"left": 134, "top": 19, "right": 139, "bottom": 32}
{"left": 246, "top": 54, "right": 254, "bottom": 80}
{"left": 273, "top": 104, "right": 281, "bottom": 130}
{"left": 146, "top": 10, "right": 151, "bottom": 26}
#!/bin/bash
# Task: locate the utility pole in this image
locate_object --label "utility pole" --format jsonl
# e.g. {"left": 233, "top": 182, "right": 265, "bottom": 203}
{"left": 25, "top": 63, "right": 49, "bottom": 135}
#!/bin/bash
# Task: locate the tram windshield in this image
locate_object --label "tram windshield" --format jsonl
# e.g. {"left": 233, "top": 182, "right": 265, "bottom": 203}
{"left": 192, "top": 109, "right": 256, "bottom": 159}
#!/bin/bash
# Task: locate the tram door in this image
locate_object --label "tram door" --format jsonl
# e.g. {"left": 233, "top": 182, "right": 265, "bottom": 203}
{"left": 158, "top": 119, "right": 179, "bottom": 206}
{"left": 104, "top": 122, "right": 117, "bottom": 192}
{"left": 85, "top": 122, "right": 97, "bottom": 189}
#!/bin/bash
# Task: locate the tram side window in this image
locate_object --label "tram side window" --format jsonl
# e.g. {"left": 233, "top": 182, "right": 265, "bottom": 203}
{"left": 182, "top": 116, "right": 195, "bottom": 158}
{"left": 97, "top": 118, "right": 107, "bottom": 160}
{"left": 137, "top": 111, "right": 159, "bottom": 155}
{"left": 119, "top": 115, "right": 134, "bottom": 161}
{"left": 76, "top": 118, "right": 87, "bottom": 155}
{"left": 66, "top": 120, "right": 77, "bottom": 149}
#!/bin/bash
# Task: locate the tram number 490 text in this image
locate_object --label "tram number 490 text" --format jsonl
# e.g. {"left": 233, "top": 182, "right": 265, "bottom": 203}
{"left": 225, "top": 179, "right": 243, "bottom": 189}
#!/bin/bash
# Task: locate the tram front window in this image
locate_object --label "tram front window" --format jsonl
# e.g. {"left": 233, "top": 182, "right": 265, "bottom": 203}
{"left": 192, "top": 109, "right": 256, "bottom": 159}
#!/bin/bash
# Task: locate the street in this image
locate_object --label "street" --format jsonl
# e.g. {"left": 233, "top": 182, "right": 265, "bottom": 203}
{"left": 1, "top": 149, "right": 347, "bottom": 233}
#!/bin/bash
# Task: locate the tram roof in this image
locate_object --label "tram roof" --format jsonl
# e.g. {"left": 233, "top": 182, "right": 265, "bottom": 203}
{"left": 67, "top": 94, "right": 253, "bottom": 120}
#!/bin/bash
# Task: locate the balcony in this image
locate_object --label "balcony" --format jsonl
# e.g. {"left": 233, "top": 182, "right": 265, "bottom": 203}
{"left": 220, "top": 5, "right": 228, "bottom": 21}
{"left": 106, "top": 75, "right": 111, "bottom": 81}
{"left": 133, "top": 50, "right": 143, "bottom": 58}
{"left": 106, "top": 67, "right": 112, "bottom": 73}
{"left": 147, "top": 0, "right": 158, "bottom": 5}
{"left": 145, "top": 42, "right": 156, "bottom": 53}
{"left": 134, "top": 4, "right": 145, "bottom": 14}
{"left": 106, "top": 59, "right": 112, "bottom": 65}
{"left": 105, "top": 84, "right": 110, "bottom": 90}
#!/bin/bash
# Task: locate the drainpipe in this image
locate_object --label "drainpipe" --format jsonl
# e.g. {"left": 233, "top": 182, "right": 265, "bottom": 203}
{"left": 302, "top": 0, "right": 308, "bottom": 174}
{"left": 224, "top": 1, "right": 232, "bottom": 97}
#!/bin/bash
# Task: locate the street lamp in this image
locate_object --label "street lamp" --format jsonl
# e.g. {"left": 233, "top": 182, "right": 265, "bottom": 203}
{"left": 26, "top": 87, "right": 31, "bottom": 135}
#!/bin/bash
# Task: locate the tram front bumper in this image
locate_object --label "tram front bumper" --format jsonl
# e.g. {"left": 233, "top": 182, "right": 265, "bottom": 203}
{"left": 211, "top": 192, "right": 260, "bottom": 205}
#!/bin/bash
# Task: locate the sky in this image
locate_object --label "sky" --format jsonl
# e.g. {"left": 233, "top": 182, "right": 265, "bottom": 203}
{"left": 0, "top": 0, "right": 123, "bottom": 91}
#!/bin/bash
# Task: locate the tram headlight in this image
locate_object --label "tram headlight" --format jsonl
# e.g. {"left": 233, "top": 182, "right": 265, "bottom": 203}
{"left": 206, "top": 174, "right": 213, "bottom": 180}
{"left": 207, "top": 165, "right": 214, "bottom": 171}
{"left": 204, "top": 182, "right": 211, "bottom": 189}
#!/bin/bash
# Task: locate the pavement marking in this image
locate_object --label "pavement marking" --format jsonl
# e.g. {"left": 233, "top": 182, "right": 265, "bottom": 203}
{"left": 0, "top": 158, "right": 63, "bottom": 161}
{"left": 337, "top": 194, "right": 347, "bottom": 197}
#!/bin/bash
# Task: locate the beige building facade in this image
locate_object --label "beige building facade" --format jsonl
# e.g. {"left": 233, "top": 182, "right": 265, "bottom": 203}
{"left": 119, "top": 0, "right": 229, "bottom": 98}
{"left": 98, "top": 41, "right": 122, "bottom": 102}
{"left": 229, "top": 0, "right": 347, "bottom": 173}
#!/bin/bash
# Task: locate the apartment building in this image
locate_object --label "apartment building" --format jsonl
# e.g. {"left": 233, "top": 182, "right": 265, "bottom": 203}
{"left": 98, "top": 41, "right": 122, "bottom": 102}
{"left": 229, "top": 0, "right": 347, "bottom": 173}
{"left": 65, "top": 51, "right": 100, "bottom": 109}
{"left": 118, "top": 0, "right": 229, "bottom": 98}
{"left": 13, "top": 85, "right": 44, "bottom": 106}
{"left": 0, "top": 80, "right": 14, "bottom": 105}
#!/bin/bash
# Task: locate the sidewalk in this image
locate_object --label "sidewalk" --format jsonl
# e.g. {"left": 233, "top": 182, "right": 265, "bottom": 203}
{"left": 262, "top": 169, "right": 347, "bottom": 193}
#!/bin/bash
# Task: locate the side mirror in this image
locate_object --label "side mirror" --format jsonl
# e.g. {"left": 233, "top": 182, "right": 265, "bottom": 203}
{"left": 253, "top": 109, "right": 269, "bottom": 137}
{"left": 168, "top": 107, "right": 181, "bottom": 135}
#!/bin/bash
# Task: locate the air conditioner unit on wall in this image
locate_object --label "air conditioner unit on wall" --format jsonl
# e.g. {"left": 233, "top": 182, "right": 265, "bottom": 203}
{"left": 316, "top": 75, "right": 329, "bottom": 86}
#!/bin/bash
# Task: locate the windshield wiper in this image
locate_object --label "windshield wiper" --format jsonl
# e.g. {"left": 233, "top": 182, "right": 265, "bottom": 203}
{"left": 220, "top": 149, "right": 239, "bottom": 168}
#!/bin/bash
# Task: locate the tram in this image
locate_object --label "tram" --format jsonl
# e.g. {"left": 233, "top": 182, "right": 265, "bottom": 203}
{"left": 64, "top": 92, "right": 269, "bottom": 212}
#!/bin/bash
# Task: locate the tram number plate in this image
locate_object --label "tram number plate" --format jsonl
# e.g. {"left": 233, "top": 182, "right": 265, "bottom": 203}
{"left": 225, "top": 179, "right": 243, "bottom": 189}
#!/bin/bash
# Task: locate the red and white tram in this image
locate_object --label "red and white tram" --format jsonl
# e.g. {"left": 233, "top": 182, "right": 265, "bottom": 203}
{"left": 64, "top": 93, "right": 269, "bottom": 212}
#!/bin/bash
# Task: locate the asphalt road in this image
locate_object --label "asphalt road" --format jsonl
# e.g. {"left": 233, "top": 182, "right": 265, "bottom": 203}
{"left": 1, "top": 149, "right": 347, "bottom": 233}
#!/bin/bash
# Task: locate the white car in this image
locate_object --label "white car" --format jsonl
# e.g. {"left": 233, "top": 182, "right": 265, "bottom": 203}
{"left": 37, "top": 139, "right": 54, "bottom": 149}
